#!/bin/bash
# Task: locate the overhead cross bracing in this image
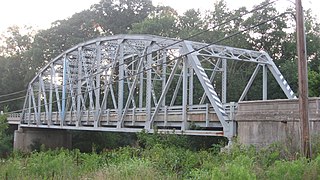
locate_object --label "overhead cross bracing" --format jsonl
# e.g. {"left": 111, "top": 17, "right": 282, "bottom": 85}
{"left": 17, "top": 34, "right": 296, "bottom": 139}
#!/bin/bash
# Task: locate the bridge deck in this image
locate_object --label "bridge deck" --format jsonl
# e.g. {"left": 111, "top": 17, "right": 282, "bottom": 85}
{"left": 8, "top": 104, "right": 233, "bottom": 136}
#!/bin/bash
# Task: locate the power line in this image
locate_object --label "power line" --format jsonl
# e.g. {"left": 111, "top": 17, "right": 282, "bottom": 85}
{"left": 0, "top": 95, "right": 26, "bottom": 104}
{"left": 0, "top": 89, "right": 26, "bottom": 98}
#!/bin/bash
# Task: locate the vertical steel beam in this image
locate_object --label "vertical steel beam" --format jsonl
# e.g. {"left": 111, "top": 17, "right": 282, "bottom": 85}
{"left": 61, "top": 56, "right": 67, "bottom": 124}
{"left": 205, "top": 103, "right": 209, "bottom": 127}
{"left": 117, "top": 43, "right": 124, "bottom": 127}
{"left": 39, "top": 75, "right": 49, "bottom": 123}
{"left": 94, "top": 42, "right": 101, "bottom": 127}
{"left": 37, "top": 76, "right": 42, "bottom": 124}
{"left": 77, "top": 47, "right": 83, "bottom": 127}
{"left": 222, "top": 59, "right": 227, "bottom": 103}
{"left": 182, "top": 57, "right": 188, "bottom": 130}
{"left": 189, "top": 67, "right": 194, "bottom": 105}
{"left": 145, "top": 46, "right": 153, "bottom": 129}
{"left": 95, "top": 42, "right": 101, "bottom": 112}
{"left": 49, "top": 64, "right": 53, "bottom": 125}
{"left": 162, "top": 51, "right": 167, "bottom": 106}
{"left": 139, "top": 61, "right": 144, "bottom": 109}
{"left": 262, "top": 64, "right": 267, "bottom": 100}
{"left": 28, "top": 88, "right": 31, "bottom": 124}
{"left": 52, "top": 67, "right": 62, "bottom": 118}
{"left": 21, "top": 88, "right": 29, "bottom": 123}
{"left": 30, "top": 87, "right": 38, "bottom": 124}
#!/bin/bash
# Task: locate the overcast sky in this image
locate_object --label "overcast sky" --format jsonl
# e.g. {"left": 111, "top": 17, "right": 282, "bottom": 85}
{"left": 0, "top": 0, "right": 319, "bottom": 33}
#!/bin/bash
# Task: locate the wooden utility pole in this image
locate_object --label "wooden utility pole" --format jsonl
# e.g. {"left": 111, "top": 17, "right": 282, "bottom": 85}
{"left": 296, "top": 0, "right": 311, "bottom": 158}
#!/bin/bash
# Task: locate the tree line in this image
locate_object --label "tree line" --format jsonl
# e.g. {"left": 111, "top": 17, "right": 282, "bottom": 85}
{"left": 0, "top": 0, "right": 319, "bottom": 111}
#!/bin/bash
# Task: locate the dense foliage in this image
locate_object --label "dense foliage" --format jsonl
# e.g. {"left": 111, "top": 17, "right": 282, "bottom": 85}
{"left": 1, "top": 132, "right": 320, "bottom": 179}
{"left": 0, "top": 114, "right": 12, "bottom": 157}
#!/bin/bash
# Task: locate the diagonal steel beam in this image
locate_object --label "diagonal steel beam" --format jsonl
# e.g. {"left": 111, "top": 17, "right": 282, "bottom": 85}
{"left": 170, "top": 71, "right": 183, "bottom": 106}
{"left": 118, "top": 53, "right": 145, "bottom": 128}
{"left": 238, "top": 64, "right": 261, "bottom": 102}
{"left": 183, "top": 41, "right": 230, "bottom": 130}
{"left": 264, "top": 52, "right": 297, "bottom": 99}
{"left": 148, "top": 58, "right": 182, "bottom": 128}
{"left": 200, "top": 59, "right": 222, "bottom": 104}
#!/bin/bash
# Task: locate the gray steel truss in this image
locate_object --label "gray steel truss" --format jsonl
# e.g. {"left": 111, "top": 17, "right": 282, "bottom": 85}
{"left": 19, "top": 34, "right": 296, "bottom": 139}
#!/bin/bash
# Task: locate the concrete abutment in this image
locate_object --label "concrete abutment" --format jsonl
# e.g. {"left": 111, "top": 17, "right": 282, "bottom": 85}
{"left": 236, "top": 98, "right": 320, "bottom": 148}
{"left": 14, "top": 127, "right": 72, "bottom": 152}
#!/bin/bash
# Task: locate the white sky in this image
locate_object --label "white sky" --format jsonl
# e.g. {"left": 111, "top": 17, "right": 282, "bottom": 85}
{"left": 0, "top": 0, "right": 319, "bottom": 33}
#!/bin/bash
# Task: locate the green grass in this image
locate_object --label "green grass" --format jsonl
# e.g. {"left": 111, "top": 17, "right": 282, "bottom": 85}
{"left": 1, "top": 133, "right": 320, "bottom": 179}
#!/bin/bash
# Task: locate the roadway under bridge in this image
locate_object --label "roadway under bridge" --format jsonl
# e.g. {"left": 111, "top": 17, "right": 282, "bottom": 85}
{"left": 7, "top": 34, "right": 304, "bottom": 150}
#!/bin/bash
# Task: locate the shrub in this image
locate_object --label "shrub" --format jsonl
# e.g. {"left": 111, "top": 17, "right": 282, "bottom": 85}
{"left": 87, "top": 159, "right": 177, "bottom": 180}
{"left": 0, "top": 114, "right": 12, "bottom": 157}
{"left": 189, "top": 155, "right": 256, "bottom": 180}
{"left": 137, "top": 130, "right": 189, "bottom": 149}
{"left": 265, "top": 158, "right": 308, "bottom": 179}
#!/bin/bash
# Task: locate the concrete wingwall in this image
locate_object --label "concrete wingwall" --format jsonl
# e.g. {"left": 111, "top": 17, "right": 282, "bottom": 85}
{"left": 235, "top": 98, "right": 320, "bottom": 148}
{"left": 14, "top": 128, "right": 72, "bottom": 152}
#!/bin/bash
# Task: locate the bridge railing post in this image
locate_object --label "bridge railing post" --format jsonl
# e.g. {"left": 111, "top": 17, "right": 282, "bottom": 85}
{"left": 205, "top": 103, "right": 209, "bottom": 127}
{"left": 225, "top": 102, "right": 237, "bottom": 140}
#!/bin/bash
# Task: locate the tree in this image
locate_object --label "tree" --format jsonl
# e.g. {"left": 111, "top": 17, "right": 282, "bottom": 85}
{"left": 304, "top": 9, "right": 320, "bottom": 72}
{"left": 0, "top": 114, "right": 12, "bottom": 157}
{"left": 30, "top": 10, "right": 101, "bottom": 71}
{"left": 176, "top": 9, "right": 204, "bottom": 39}
{"left": 91, "top": 0, "right": 154, "bottom": 35}
{"left": 130, "top": 6, "right": 179, "bottom": 37}
{"left": 0, "top": 26, "right": 35, "bottom": 57}
{"left": 0, "top": 26, "right": 35, "bottom": 111}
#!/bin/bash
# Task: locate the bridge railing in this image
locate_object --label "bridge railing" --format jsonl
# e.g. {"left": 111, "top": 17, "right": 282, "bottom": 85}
{"left": 8, "top": 103, "right": 238, "bottom": 128}
{"left": 7, "top": 113, "right": 21, "bottom": 124}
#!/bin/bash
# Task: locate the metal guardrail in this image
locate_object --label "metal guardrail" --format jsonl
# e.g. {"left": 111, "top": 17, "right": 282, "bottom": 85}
{"left": 7, "top": 103, "right": 238, "bottom": 135}
{"left": 7, "top": 113, "right": 21, "bottom": 124}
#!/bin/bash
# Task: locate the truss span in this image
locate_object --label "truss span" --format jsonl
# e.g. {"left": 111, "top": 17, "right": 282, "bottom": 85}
{"left": 19, "top": 34, "right": 296, "bottom": 139}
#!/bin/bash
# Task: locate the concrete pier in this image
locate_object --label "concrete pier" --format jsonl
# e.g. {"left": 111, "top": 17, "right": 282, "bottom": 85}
{"left": 14, "top": 128, "right": 72, "bottom": 152}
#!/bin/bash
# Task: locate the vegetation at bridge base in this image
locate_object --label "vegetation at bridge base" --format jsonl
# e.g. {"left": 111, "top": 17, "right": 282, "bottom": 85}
{"left": 1, "top": 132, "right": 320, "bottom": 179}
{"left": 0, "top": 114, "right": 12, "bottom": 157}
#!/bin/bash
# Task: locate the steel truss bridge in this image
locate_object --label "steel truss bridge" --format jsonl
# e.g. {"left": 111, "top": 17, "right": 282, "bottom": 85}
{"left": 10, "top": 34, "right": 296, "bottom": 140}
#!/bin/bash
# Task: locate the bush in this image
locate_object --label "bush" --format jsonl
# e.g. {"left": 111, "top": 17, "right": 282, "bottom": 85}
{"left": 0, "top": 114, "right": 12, "bottom": 157}
{"left": 189, "top": 155, "right": 256, "bottom": 180}
{"left": 1, "top": 134, "right": 320, "bottom": 179}
{"left": 87, "top": 159, "right": 176, "bottom": 180}
{"left": 137, "top": 130, "right": 189, "bottom": 149}
{"left": 265, "top": 158, "right": 308, "bottom": 179}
